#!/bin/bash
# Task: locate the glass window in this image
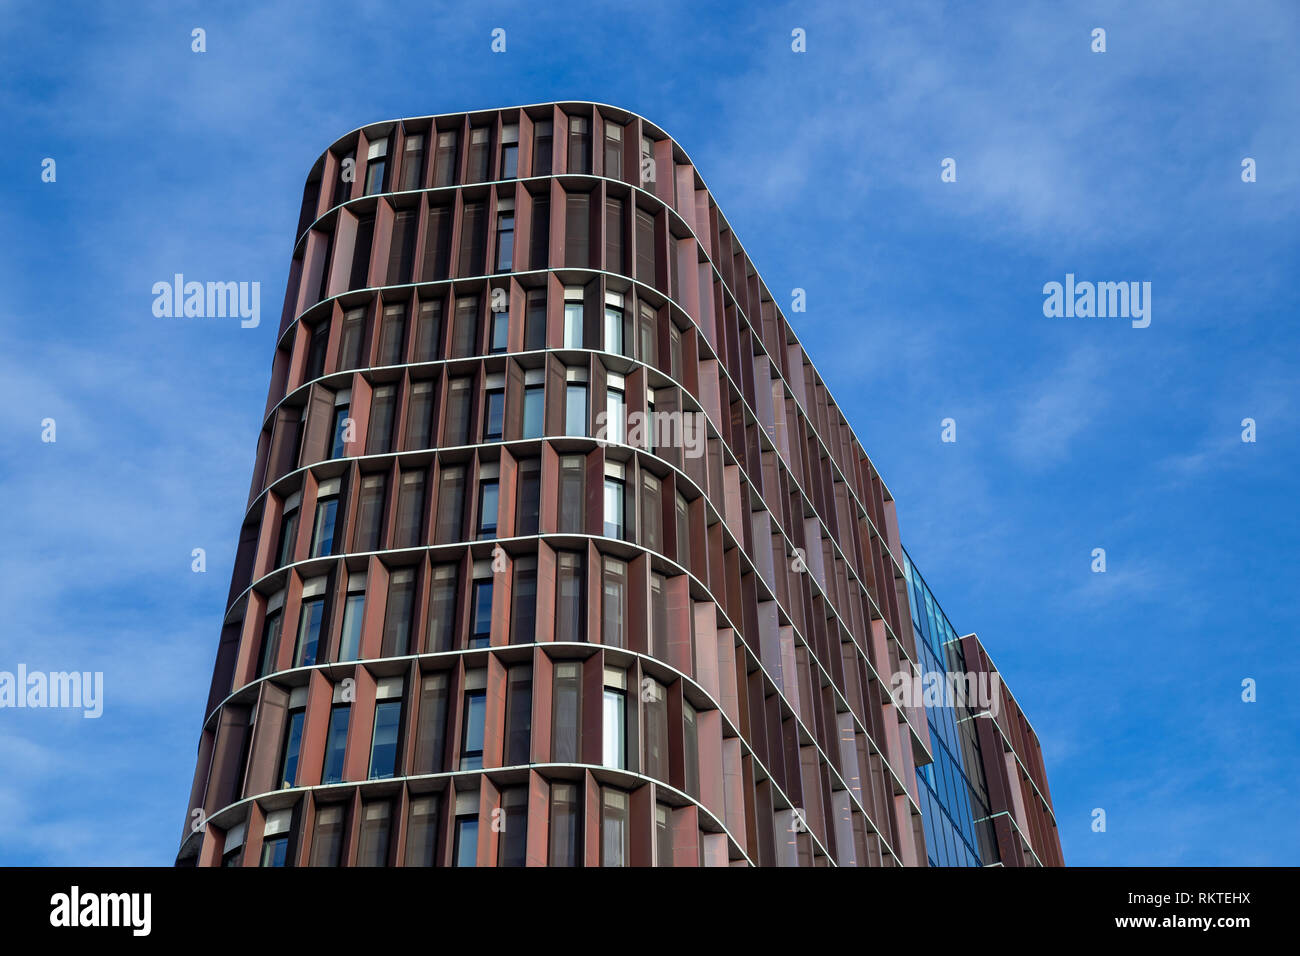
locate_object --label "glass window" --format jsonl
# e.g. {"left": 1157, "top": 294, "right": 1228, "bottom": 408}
{"left": 338, "top": 586, "right": 365, "bottom": 662}
{"left": 330, "top": 403, "right": 350, "bottom": 459}
{"left": 405, "top": 381, "right": 434, "bottom": 450}
{"left": 258, "top": 609, "right": 282, "bottom": 677}
{"left": 294, "top": 596, "right": 325, "bottom": 667}
{"left": 533, "top": 120, "right": 553, "bottom": 176}
{"left": 369, "top": 698, "right": 402, "bottom": 779}
{"left": 523, "top": 384, "right": 544, "bottom": 439}
{"left": 453, "top": 813, "right": 478, "bottom": 867}
{"left": 549, "top": 782, "right": 578, "bottom": 866}
{"left": 635, "top": 209, "right": 656, "bottom": 285}
{"left": 382, "top": 568, "right": 416, "bottom": 657}
{"left": 444, "top": 377, "right": 472, "bottom": 444}
{"left": 405, "top": 795, "right": 439, "bottom": 866}
{"left": 563, "top": 301, "right": 583, "bottom": 348}
{"left": 477, "top": 480, "right": 499, "bottom": 539}
{"left": 305, "top": 321, "right": 329, "bottom": 380}
{"left": 601, "top": 788, "right": 629, "bottom": 867}
{"left": 641, "top": 473, "right": 661, "bottom": 552}
{"left": 524, "top": 289, "right": 546, "bottom": 350}
{"left": 604, "top": 122, "right": 623, "bottom": 179}
{"left": 322, "top": 703, "right": 349, "bottom": 784}
{"left": 400, "top": 132, "right": 425, "bottom": 191}
{"left": 602, "top": 557, "right": 626, "bottom": 648}
{"left": 467, "top": 126, "right": 491, "bottom": 183}
{"left": 414, "top": 300, "right": 442, "bottom": 361}
{"left": 501, "top": 123, "right": 519, "bottom": 179}
{"left": 675, "top": 491, "right": 690, "bottom": 565}
{"left": 638, "top": 304, "right": 657, "bottom": 367}
{"left": 644, "top": 680, "right": 668, "bottom": 780}
{"left": 310, "top": 490, "right": 339, "bottom": 557}
{"left": 504, "top": 665, "right": 532, "bottom": 765}
{"left": 529, "top": 197, "right": 549, "bottom": 269}
{"left": 602, "top": 685, "right": 626, "bottom": 769}
{"left": 394, "top": 470, "right": 426, "bottom": 548}
{"left": 340, "top": 308, "right": 366, "bottom": 370}
{"left": 279, "top": 705, "right": 305, "bottom": 788}
{"left": 427, "top": 564, "right": 457, "bottom": 652}
{"left": 451, "top": 296, "right": 479, "bottom": 357}
{"left": 604, "top": 306, "right": 624, "bottom": 355}
{"left": 565, "top": 383, "right": 587, "bottom": 436}
{"left": 484, "top": 389, "right": 505, "bottom": 440}
{"left": 260, "top": 836, "right": 289, "bottom": 868}
{"left": 489, "top": 306, "right": 509, "bottom": 354}
{"left": 555, "top": 552, "right": 584, "bottom": 642}
{"left": 415, "top": 673, "right": 450, "bottom": 774}
{"left": 435, "top": 465, "right": 465, "bottom": 543}
{"left": 683, "top": 701, "right": 699, "bottom": 798}
{"left": 567, "top": 116, "right": 591, "bottom": 174}
{"left": 511, "top": 557, "right": 537, "bottom": 644}
{"left": 655, "top": 804, "right": 673, "bottom": 867}
{"left": 357, "top": 801, "right": 391, "bottom": 866}
{"left": 309, "top": 804, "right": 346, "bottom": 867}
{"left": 470, "top": 578, "right": 493, "bottom": 647}
{"left": 354, "top": 473, "right": 386, "bottom": 551}
{"left": 377, "top": 305, "right": 406, "bottom": 365}
{"left": 461, "top": 688, "right": 486, "bottom": 769}
{"left": 497, "top": 787, "right": 528, "bottom": 867}
{"left": 364, "top": 138, "right": 388, "bottom": 195}
{"left": 433, "top": 129, "right": 458, "bottom": 186}
{"left": 552, "top": 662, "right": 581, "bottom": 762}
{"left": 558, "top": 456, "right": 583, "bottom": 532}
{"left": 495, "top": 203, "right": 514, "bottom": 273}
{"left": 275, "top": 502, "right": 299, "bottom": 569}
{"left": 603, "top": 477, "right": 624, "bottom": 539}
{"left": 515, "top": 459, "right": 540, "bottom": 536}
{"left": 650, "top": 573, "right": 669, "bottom": 662}
{"left": 605, "top": 388, "right": 625, "bottom": 444}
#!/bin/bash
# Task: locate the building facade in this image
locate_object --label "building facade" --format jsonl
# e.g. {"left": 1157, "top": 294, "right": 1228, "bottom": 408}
{"left": 178, "top": 102, "right": 1062, "bottom": 867}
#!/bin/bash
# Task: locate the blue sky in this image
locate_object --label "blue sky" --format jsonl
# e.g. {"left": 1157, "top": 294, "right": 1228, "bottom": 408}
{"left": 0, "top": 0, "right": 1296, "bottom": 866}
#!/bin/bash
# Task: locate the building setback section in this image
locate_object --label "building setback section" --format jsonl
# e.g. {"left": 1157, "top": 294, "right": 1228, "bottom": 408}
{"left": 178, "top": 101, "right": 1062, "bottom": 867}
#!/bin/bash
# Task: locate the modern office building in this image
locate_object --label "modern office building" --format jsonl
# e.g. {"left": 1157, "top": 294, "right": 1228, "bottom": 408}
{"left": 178, "top": 102, "right": 1062, "bottom": 867}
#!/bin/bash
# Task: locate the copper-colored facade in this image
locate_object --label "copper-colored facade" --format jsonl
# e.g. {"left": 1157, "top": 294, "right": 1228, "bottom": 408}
{"left": 178, "top": 102, "right": 1062, "bottom": 867}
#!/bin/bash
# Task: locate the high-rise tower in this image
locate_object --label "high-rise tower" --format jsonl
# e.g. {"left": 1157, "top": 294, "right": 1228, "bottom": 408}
{"left": 178, "top": 103, "right": 1061, "bottom": 867}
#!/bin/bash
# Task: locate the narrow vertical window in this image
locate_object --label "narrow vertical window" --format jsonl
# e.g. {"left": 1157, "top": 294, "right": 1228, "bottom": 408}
{"left": 356, "top": 800, "right": 392, "bottom": 865}
{"left": 638, "top": 303, "right": 657, "bottom": 368}
{"left": 602, "top": 669, "right": 626, "bottom": 769}
{"left": 435, "top": 464, "right": 466, "bottom": 543}
{"left": 641, "top": 472, "right": 661, "bottom": 552}
{"left": 604, "top": 197, "right": 624, "bottom": 273}
{"left": 406, "top": 795, "right": 440, "bottom": 866}
{"left": 451, "top": 295, "right": 479, "bottom": 357}
{"left": 495, "top": 197, "right": 515, "bottom": 272}
{"left": 497, "top": 787, "right": 528, "bottom": 867}
{"left": 504, "top": 664, "right": 532, "bottom": 765}
{"left": 532, "top": 120, "right": 553, "bottom": 176}
{"left": 433, "top": 129, "right": 458, "bottom": 187}
{"left": 444, "top": 378, "right": 472, "bottom": 445}
{"left": 322, "top": 702, "right": 350, "bottom": 784}
{"left": 414, "top": 299, "right": 443, "bottom": 361}
{"left": 655, "top": 804, "right": 673, "bottom": 867}
{"left": 349, "top": 215, "right": 375, "bottom": 289}
{"left": 469, "top": 576, "right": 493, "bottom": 647}
{"left": 453, "top": 792, "right": 479, "bottom": 866}
{"left": 524, "top": 289, "right": 547, "bottom": 351}
{"left": 310, "top": 480, "right": 341, "bottom": 557}
{"left": 515, "top": 458, "right": 540, "bottom": 535}
{"left": 415, "top": 673, "right": 450, "bottom": 774}
{"left": 258, "top": 602, "right": 283, "bottom": 677}
{"left": 387, "top": 210, "right": 417, "bottom": 284}
{"left": 552, "top": 662, "right": 581, "bottom": 761}
{"left": 377, "top": 304, "right": 406, "bottom": 365}
{"left": 484, "top": 387, "right": 505, "bottom": 440}
{"left": 567, "top": 116, "right": 591, "bottom": 174}
{"left": 426, "top": 564, "right": 458, "bottom": 652}
{"left": 337, "top": 574, "right": 366, "bottom": 661}
{"left": 279, "top": 700, "right": 306, "bottom": 788}
{"left": 364, "top": 137, "right": 388, "bottom": 195}
{"left": 394, "top": 469, "right": 426, "bottom": 548}
{"left": 511, "top": 556, "right": 537, "bottom": 644}
{"left": 555, "top": 552, "right": 585, "bottom": 643}
{"left": 557, "top": 456, "right": 584, "bottom": 532}
{"left": 294, "top": 591, "right": 326, "bottom": 667}
{"left": 467, "top": 126, "right": 491, "bottom": 183}
{"left": 563, "top": 296, "right": 584, "bottom": 348}
{"left": 461, "top": 672, "right": 487, "bottom": 769}
{"left": 368, "top": 679, "right": 404, "bottom": 779}
{"left": 603, "top": 122, "right": 624, "bottom": 179}
{"left": 522, "top": 383, "right": 544, "bottom": 439}
{"left": 476, "top": 476, "right": 499, "bottom": 539}
{"left": 529, "top": 196, "right": 549, "bottom": 269}
{"left": 605, "top": 386, "right": 625, "bottom": 444}
{"left": 275, "top": 492, "right": 300, "bottom": 568}
{"left": 354, "top": 473, "right": 387, "bottom": 551}
{"left": 564, "top": 193, "right": 590, "bottom": 267}
{"left": 458, "top": 201, "right": 486, "bottom": 276}
{"left": 500, "top": 123, "right": 519, "bottom": 179}
{"left": 635, "top": 208, "right": 656, "bottom": 286}
{"left": 305, "top": 321, "right": 329, "bottom": 380}
{"left": 601, "top": 557, "right": 626, "bottom": 648}
{"left": 309, "top": 804, "right": 346, "bottom": 867}
{"left": 340, "top": 308, "right": 366, "bottom": 370}
{"left": 644, "top": 679, "right": 668, "bottom": 780}
{"left": 404, "top": 380, "right": 434, "bottom": 450}
{"left": 601, "top": 788, "right": 629, "bottom": 867}
{"left": 422, "top": 205, "right": 453, "bottom": 280}
{"left": 400, "top": 132, "right": 425, "bottom": 191}
{"left": 650, "top": 573, "right": 669, "bottom": 662}
{"left": 603, "top": 475, "right": 625, "bottom": 539}
{"left": 549, "top": 782, "right": 579, "bottom": 866}
{"left": 381, "top": 567, "right": 415, "bottom": 657}
{"left": 365, "top": 386, "right": 396, "bottom": 455}
{"left": 604, "top": 302, "right": 625, "bottom": 355}
{"left": 683, "top": 700, "right": 699, "bottom": 798}
{"left": 565, "top": 381, "right": 587, "bottom": 436}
